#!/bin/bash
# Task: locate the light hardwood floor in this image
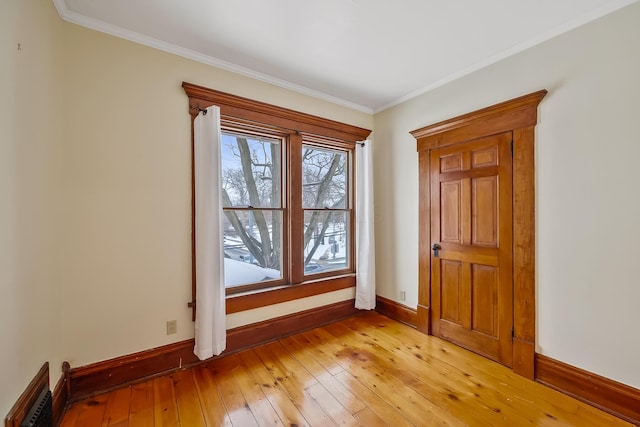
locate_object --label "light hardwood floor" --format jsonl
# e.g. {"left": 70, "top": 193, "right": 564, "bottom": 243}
{"left": 60, "top": 312, "right": 632, "bottom": 426}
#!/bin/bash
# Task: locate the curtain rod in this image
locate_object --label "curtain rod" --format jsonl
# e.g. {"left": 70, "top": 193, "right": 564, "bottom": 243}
{"left": 190, "top": 106, "right": 208, "bottom": 115}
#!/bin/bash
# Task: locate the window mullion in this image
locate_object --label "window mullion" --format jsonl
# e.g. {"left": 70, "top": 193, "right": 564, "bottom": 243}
{"left": 289, "top": 133, "right": 304, "bottom": 284}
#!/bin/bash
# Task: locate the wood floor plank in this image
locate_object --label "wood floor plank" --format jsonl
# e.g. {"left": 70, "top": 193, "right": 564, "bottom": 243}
{"left": 352, "top": 407, "right": 389, "bottom": 427}
{"left": 267, "top": 337, "right": 359, "bottom": 422}
{"left": 253, "top": 344, "right": 335, "bottom": 426}
{"left": 262, "top": 341, "right": 319, "bottom": 390}
{"left": 334, "top": 371, "right": 414, "bottom": 427}
{"left": 129, "top": 381, "right": 154, "bottom": 427}
{"left": 347, "top": 315, "right": 560, "bottom": 425}
{"left": 152, "top": 376, "right": 179, "bottom": 426}
{"left": 305, "top": 382, "right": 358, "bottom": 426}
{"left": 298, "top": 325, "right": 464, "bottom": 426}
{"left": 362, "top": 313, "right": 631, "bottom": 426}
{"left": 287, "top": 330, "right": 348, "bottom": 381}
{"left": 192, "top": 364, "right": 233, "bottom": 427}
{"left": 172, "top": 369, "right": 206, "bottom": 427}
{"left": 205, "top": 356, "right": 260, "bottom": 427}
{"left": 285, "top": 331, "right": 345, "bottom": 376}
{"left": 238, "top": 348, "right": 311, "bottom": 427}
{"left": 329, "top": 327, "right": 464, "bottom": 426}
{"left": 102, "top": 386, "right": 131, "bottom": 427}
{"left": 59, "top": 312, "right": 634, "bottom": 427}
{"left": 333, "top": 318, "right": 533, "bottom": 426}
{"left": 280, "top": 335, "right": 366, "bottom": 415}
{"left": 59, "top": 402, "right": 82, "bottom": 427}
{"left": 74, "top": 393, "right": 108, "bottom": 426}
{"left": 303, "top": 326, "right": 460, "bottom": 426}
{"left": 356, "top": 316, "right": 591, "bottom": 427}
{"left": 218, "top": 354, "right": 284, "bottom": 427}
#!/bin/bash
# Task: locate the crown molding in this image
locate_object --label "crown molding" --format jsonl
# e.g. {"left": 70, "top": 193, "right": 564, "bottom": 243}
{"left": 52, "top": 0, "right": 638, "bottom": 115}
{"left": 51, "top": 0, "right": 374, "bottom": 115}
{"left": 373, "top": 0, "right": 639, "bottom": 113}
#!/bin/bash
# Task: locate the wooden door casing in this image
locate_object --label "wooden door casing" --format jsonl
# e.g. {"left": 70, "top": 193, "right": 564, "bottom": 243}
{"left": 430, "top": 132, "right": 513, "bottom": 366}
{"left": 411, "top": 90, "right": 547, "bottom": 378}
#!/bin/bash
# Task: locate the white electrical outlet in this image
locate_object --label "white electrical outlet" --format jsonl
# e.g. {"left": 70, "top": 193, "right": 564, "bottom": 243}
{"left": 166, "top": 320, "right": 177, "bottom": 335}
{"left": 400, "top": 291, "right": 406, "bottom": 301}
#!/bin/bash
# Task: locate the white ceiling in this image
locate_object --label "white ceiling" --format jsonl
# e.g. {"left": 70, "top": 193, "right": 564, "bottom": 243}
{"left": 53, "top": 0, "right": 637, "bottom": 113}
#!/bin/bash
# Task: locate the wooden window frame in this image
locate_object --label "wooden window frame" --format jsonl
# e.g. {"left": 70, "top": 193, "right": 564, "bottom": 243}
{"left": 219, "top": 127, "right": 289, "bottom": 294}
{"left": 300, "top": 140, "right": 355, "bottom": 281}
{"left": 183, "top": 82, "right": 371, "bottom": 318}
{"left": 411, "top": 90, "right": 547, "bottom": 379}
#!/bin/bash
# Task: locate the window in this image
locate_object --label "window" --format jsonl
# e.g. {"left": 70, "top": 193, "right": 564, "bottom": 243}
{"left": 221, "top": 130, "right": 285, "bottom": 291}
{"left": 301, "top": 144, "right": 350, "bottom": 276}
{"left": 220, "top": 128, "right": 354, "bottom": 294}
{"left": 183, "top": 82, "right": 370, "bottom": 310}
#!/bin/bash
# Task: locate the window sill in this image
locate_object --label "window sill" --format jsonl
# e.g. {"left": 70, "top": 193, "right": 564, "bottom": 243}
{"left": 225, "top": 274, "right": 355, "bottom": 314}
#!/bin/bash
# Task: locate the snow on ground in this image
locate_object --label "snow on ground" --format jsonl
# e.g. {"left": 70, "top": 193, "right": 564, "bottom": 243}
{"left": 223, "top": 226, "right": 348, "bottom": 287}
{"left": 224, "top": 258, "right": 280, "bottom": 287}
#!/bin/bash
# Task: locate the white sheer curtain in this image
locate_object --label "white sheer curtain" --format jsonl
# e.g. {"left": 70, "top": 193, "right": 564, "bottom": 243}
{"left": 193, "top": 106, "right": 226, "bottom": 360}
{"left": 355, "top": 138, "right": 376, "bottom": 310}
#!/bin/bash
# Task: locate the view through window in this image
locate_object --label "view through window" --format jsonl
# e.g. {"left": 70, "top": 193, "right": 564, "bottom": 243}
{"left": 302, "top": 145, "right": 349, "bottom": 276}
{"left": 221, "top": 131, "right": 352, "bottom": 291}
{"left": 221, "top": 131, "right": 283, "bottom": 288}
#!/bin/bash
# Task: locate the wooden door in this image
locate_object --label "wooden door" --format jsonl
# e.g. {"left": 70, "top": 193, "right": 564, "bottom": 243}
{"left": 430, "top": 132, "right": 513, "bottom": 367}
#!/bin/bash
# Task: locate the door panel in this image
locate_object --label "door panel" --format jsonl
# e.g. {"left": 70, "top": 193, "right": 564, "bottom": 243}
{"left": 440, "top": 153, "right": 463, "bottom": 173}
{"left": 441, "top": 182, "right": 462, "bottom": 243}
{"left": 430, "top": 132, "right": 513, "bottom": 367}
{"left": 471, "top": 264, "right": 498, "bottom": 337}
{"left": 472, "top": 176, "right": 498, "bottom": 247}
{"left": 471, "top": 145, "right": 499, "bottom": 168}
{"left": 440, "top": 260, "right": 463, "bottom": 324}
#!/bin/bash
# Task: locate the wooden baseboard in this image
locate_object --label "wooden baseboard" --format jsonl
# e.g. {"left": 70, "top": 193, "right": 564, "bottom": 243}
{"left": 68, "top": 339, "right": 198, "bottom": 403}
{"left": 512, "top": 338, "right": 534, "bottom": 380}
{"left": 227, "top": 298, "right": 359, "bottom": 351}
{"left": 416, "top": 304, "right": 431, "bottom": 334}
{"left": 375, "top": 295, "right": 417, "bottom": 327}
{"left": 52, "top": 362, "right": 70, "bottom": 427}
{"left": 4, "top": 363, "right": 49, "bottom": 427}
{"left": 68, "top": 299, "right": 359, "bottom": 402}
{"left": 535, "top": 354, "right": 640, "bottom": 426}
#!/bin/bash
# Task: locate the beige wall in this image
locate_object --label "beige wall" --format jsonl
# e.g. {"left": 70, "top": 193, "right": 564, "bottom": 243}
{"left": 0, "top": 0, "right": 64, "bottom": 417}
{"left": 55, "top": 12, "right": 371, "bottom": 369}
{"left": 1, "top": 0, "right": 371, "bottom": 414}
{"left": 374, "top": 2, "right": 640, "bottom": 389}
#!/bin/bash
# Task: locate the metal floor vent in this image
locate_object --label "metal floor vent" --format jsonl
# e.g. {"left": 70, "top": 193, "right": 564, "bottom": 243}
{"left": 20, "top": 387, "right": 53, "bottom": 427}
